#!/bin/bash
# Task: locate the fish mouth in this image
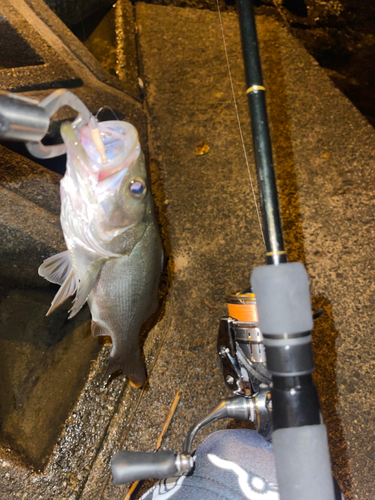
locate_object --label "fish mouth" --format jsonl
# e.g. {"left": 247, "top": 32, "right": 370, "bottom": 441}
{"left": 62, "top": 120, "right": 140, "bottom": 182}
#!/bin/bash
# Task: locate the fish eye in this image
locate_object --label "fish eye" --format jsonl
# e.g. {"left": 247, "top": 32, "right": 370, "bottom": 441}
{"left": 128, "top": 178, "right": 147, "bottom": 198}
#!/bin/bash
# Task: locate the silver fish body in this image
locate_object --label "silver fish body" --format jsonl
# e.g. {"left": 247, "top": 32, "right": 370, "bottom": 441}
{"left": 89, "top": 220, "right": 161, "bottom": 385}
{"left": 39, "top": 120, "right": 163, "bottom": 387}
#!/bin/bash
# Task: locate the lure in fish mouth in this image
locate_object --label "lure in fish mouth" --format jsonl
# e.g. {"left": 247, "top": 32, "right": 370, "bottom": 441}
{"left": 39, "top": 119, "right": 163, "bottom": 388}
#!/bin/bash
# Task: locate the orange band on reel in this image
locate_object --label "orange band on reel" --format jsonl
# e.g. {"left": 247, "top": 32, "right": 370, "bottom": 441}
{"left": 226, "top": 292, "right": 259, "bottom": 323}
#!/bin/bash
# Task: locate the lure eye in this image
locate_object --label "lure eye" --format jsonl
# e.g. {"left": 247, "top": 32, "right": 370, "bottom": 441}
{"left": 128, "top": 178, "right": 147, "bottom": 198}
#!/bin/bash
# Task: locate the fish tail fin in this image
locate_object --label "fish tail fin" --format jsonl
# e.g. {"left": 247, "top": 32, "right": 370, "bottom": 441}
{"left": 105, "top": 349, "right": 146, "bottom": 388}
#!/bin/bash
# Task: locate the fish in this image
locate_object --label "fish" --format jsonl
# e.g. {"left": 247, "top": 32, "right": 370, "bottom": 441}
{"left": 38, "top": 119, "right": 163, "bottom": 388}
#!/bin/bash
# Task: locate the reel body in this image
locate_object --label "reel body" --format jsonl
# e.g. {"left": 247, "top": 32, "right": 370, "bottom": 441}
{"left": 218, "top": 290, "right": 272, "bottom": 440}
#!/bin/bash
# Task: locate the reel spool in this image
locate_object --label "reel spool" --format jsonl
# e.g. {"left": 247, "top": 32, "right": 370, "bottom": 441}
{"left": 218, "top": 289, "right": 271, "bottom": 397}
{"left": 226, "top": 291, "right": 266, "bottom": 365}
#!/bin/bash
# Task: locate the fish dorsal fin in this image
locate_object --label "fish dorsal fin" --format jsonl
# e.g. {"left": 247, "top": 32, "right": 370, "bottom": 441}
{"left": 68, "top": 258, "right": 106, "bottom": 319}
{"left": 46, "top": 266, "right": 78, "bottom": 316}
{"left": 38, "top": 251, "right": 72, "bottom": 285}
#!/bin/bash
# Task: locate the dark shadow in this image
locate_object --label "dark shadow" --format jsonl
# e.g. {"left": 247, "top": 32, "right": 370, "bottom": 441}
{"left": 0, "top": 238, "right": 98, "bottom": 470}
{"left": 311, "top": 296, "right": 353, "bottom": 500}
{"left": 138, "top": 153, "right": 175, "bottom": 384}
{"left": 283, "top": 0, "right": 308, "bottom": 18}
{"left": 260, "top": 20, "right": 306, "bottom": 264}
{"left": 0, "top": 141, "right": 67, "bottom": 176}
{"left": 71, "top": 4, "right": 114, "bottom": 42}
{"left": 0, "top": 293, "right": 98, "bottom": 470}
{"left": 0, "top": 19, "right": 44, "bottom": 68}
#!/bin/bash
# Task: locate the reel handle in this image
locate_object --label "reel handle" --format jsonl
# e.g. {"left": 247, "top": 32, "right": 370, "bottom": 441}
{"left": 111, "top": 450, "right": 178, "bottom": 484}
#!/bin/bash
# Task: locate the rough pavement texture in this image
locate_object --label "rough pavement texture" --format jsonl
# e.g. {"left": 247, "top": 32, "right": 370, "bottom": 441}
{"left": 1, "top": 3, "right": 375, "bottom": 500}
{"left": 1, "top": 0, "right": 144, "bottom": 121}
{"left": 1, "top": 0, "right": 123, "bottom": 95}
{"left": 1, "top": 0, "right": 80, "bottom": 91}
{"left": 0, "top": 164, "right": 96, "bottom": 469}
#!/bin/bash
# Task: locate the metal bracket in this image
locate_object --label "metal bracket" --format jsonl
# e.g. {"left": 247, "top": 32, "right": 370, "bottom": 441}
{"left": 26, "top": 89, "right": 91, "bottom": 159}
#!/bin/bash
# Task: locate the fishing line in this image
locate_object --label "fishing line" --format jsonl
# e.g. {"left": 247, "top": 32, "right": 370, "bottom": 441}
{"left": 96, "top": 105, "right": 121, "bottom": 121}
{"left": 215, "top": 0, "right": 266, "bottom": 249}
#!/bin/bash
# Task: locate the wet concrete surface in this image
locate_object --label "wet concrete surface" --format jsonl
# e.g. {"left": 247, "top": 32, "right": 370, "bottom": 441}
{"left": 279, "top": 0, "right": 375, "bottom": 129}
{"left": 0, "top": 0, "right": 81, "bottom": 91}
{"left": 136, "top": 0, "right": 375, "bottom": 129}
{"left": 0, "top": 1, "right": 375, "bottom": 499}
{"left": 0, "top": 0, "right": 145, "bottom": 479}
{"left": 0, "top": 175, "right": 98, "bottom": 469}
{"left": 83, "top": 0, "right": 140, "bottom": 99}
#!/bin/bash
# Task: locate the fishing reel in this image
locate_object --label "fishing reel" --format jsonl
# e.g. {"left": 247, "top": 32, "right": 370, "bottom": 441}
{"left": 111, "top": 289, "right": 273, "bottom": 485}
{"left": 217, "top": 289, "right": 272, "bottom": 440}
{"left": 111, "top": 286, "right": 326, "bottom": 486}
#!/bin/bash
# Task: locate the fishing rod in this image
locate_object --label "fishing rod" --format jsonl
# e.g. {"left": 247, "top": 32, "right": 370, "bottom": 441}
{"left": 237, "top": 0, "right": 335, "bottom": 498}
{"left": 237, "top": 0, "right": 285, "bottom": 267}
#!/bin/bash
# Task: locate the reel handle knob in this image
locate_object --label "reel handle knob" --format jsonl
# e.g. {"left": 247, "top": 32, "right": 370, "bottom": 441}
{"left": 111, "top": 450, "right": 178, "bottom": 484}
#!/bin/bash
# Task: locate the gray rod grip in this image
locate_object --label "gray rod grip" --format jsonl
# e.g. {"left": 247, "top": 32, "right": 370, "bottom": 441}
{"left": 111, "top": 450, "right": 177, "bottom": 485}
{"left": 251, "top": 262, "right": 313, "bottom": 335}
{"left": 272, "top": 425, "right": 336, "bottom": 500}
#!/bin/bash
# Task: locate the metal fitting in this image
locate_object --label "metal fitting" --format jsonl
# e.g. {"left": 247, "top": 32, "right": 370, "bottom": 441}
{"left": 175, "top": 454, "right": 194, "bottom": 474}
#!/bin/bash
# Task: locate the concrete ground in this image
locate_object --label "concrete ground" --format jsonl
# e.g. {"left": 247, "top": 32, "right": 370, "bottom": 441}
{"left": 0, "top": 1, "right": 374, "bottom": 500}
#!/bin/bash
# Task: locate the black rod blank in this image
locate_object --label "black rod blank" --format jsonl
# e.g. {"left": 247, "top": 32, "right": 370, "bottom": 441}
{"left": 239, "top": 0, "right": 321, "bottom": 432}
{"left": 236, "top": 0, "right": 286, "bottom": 265}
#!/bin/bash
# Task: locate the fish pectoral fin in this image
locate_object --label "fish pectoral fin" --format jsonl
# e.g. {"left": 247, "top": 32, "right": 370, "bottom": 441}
{"left": 39, "top": 251, "right": 72, "bottom": 285}
{"left": 68, "top": 258, "right": 106, "bottom": 319}
{"left": 46, "top": 266, "right": 78, "bottom": 316}
{"left": 105, "top": 349, "right": 146, "bottom": 388}
{"left": 91, "top": 321, "right": 110, "bottom": 337}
